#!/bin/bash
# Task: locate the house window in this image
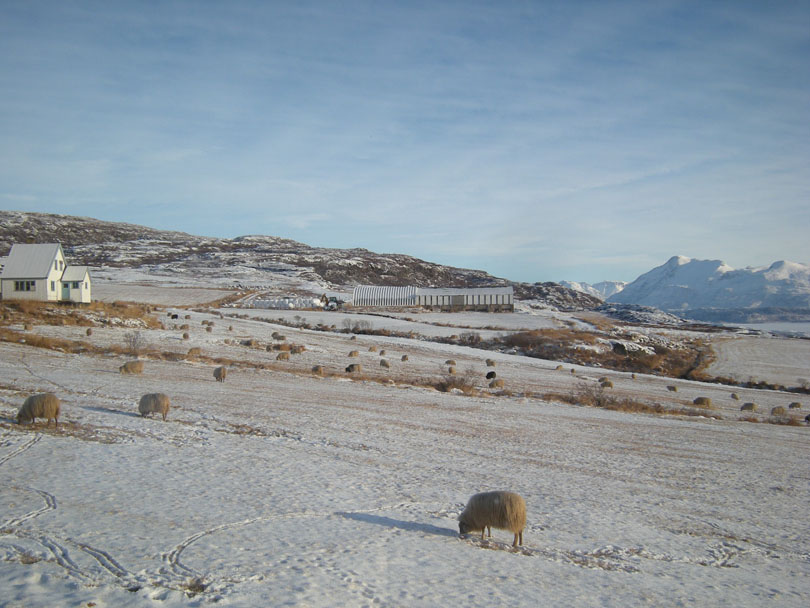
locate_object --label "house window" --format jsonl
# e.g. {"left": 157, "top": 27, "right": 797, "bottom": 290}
{"left": 54, "top": 261, "right": 58, "bottom": 271}
{"left": 72, "top": 281, "right": 80, "bottom": 289}
{"left": 14, "top": 281, "right": 35, "bottom": 291}
{"left": 59, "top": 261, "right": 64, "bottom": 271}
{"left": 51, "top": 281, "right": 55, "bottom": 291}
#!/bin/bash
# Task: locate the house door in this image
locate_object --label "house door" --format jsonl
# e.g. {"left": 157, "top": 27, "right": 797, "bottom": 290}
{"left": 61, "top": 284, "right": 70, "bottom": 301}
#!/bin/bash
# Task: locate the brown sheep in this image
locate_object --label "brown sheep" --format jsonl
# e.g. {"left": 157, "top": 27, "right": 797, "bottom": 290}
{"left": 485, "top": 359, "right": 496, "bottom": 367}
{"left": 17, "top": 393, "right": 61, "bottom": 427}
{"left": 276, "top": 352, "right": 290, "bottom": 361}
{"left": 458, "top": 491, "right": 526, "bottom": 547}
{"left": 380, "top": 359, "right": 390, "bottom": 369}
{"left": 213, "top": 366, "right": 227, "bottom": 382}
{"left": 119, "top": 361, "right": 144, "bottom": 375}
{"left": 489, "top": 379, "right": 505, "bottom": 389}
{"left": 345, "top": 363, "right": 362, "bottom": 373}
{"left": 138, "top": 393, "right": 170, "bottom": 421}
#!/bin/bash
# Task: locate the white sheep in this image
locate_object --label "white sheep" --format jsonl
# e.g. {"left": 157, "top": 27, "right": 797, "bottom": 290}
{"left": 458, "top": 491, "right": 526, "bottom": 547}
{"left": 138, "top": 393, "right": 170, "bottom": 421}
{"left": 17, "top": 393, "right": 61, "bottom": 427}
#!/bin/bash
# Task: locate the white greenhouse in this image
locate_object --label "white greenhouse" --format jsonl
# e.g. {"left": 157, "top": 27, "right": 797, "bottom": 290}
{"left": 352, "top": 285, "right": 513, "bottom": 311}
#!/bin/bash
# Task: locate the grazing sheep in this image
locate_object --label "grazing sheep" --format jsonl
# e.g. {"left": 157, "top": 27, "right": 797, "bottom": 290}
{"left": 348, "top": 350, "right": 360, "bottom": 357}
{"left": 206, "top": 326, "right": 213, "bottom": 333}
{"left": 448, "top": 366, "right": 456, "bottom": 375}
{"left": 600, "top": 380, "right": 613, "bottom": 388}
{"left": 85, "top": 327, "right": 93, "bottom": 336}
{"left": 555, "top": 365, "right": 563, "bottom": 371}
{"left": 489, "top": 379, "right": 505, "bottom": 389}
{"left": 138, "top": 393, "right": 170, "bottom": 421}
{"left": 183, "top": 333, "right": 190, "bottom": 340}
{"left": 458, "top": 491, "right": 526, "bottom": 547}
{"left": 276, "top": 352, "right": 290, "bottom": 361}
{"left": 771, "top": 406, "right": 786, "bottom": 416}
{"left": 368, "top": 346, "right": 377, "bottom": 352}
{"left": 445, "top": 359, "right": 456, "bottom": 366}
{"left": 666, "top": 385, "right": 678, "bottom": 392}
{"left": 345, "top": 363, "right": 362, "bottom": 373}
{"left": 401, "top": 355, "right": 409, "bottom": 362}
{"left": 731, "top": 393, "right": 740, "bottom": 401}
{"left": 119, "top": 361, "right": 144, "bottom": 375}
{"left": 805, "top": 413, "right": 810, "bottom": 424}
{"left": 213, "top": 366, "right": 227, "bottom": 382}
{"left": 789, "top": 402, "right": 802, "bottom": 409}
{"left": 171, "top": 314, "right": 179, "bottom": 320}
{"left": 379, "top": 350, "right": 386, "bottom": 356}
{"left": 312, "top": 365, "right": 325, "bottom": 376}
{"left": 187, "top": 347, "right": 202, "bottom": 357}
{"left": 486, "top": 371, "right": 497, "bottom": 380}
{"left": 291, "top": 345, "right": 306, "bottom": 355}
{"left": 740, "top": 402, "right": 757, "bottom": 412}
{"left": 486, "top": 359, "right": 496, "bottom": 367}
{"left": 17, "top": 393, "right": 61, "bottom": 427}
{"left": 380, "top": 359, "right": 390, "bottom": 369}
{"left": 693, "top": 397, "right": 712, "bottom": 408}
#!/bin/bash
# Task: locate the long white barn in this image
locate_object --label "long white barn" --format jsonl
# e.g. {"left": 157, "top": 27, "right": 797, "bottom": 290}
{"left": 352, "top": 285, "right": 513, "bottom": 311}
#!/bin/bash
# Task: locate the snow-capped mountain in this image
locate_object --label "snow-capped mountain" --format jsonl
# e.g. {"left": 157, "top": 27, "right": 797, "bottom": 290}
{"left": 559, "top": 280, "right": 627, "bottom": 300}
{"left": 608, "top": 255, "right": 810, "bottom": 321}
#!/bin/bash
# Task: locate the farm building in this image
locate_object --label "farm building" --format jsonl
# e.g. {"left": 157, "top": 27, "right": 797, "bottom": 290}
{"left": 352, "top": 285, "right": 513, "bottom": 311}
{"left": 0, "top": 243, "right": 92, "bottom": 303}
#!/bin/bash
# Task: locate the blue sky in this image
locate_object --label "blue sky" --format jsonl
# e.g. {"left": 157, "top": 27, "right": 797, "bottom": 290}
{"left": 1, "top": 0, "right": 808, "bottom": 284}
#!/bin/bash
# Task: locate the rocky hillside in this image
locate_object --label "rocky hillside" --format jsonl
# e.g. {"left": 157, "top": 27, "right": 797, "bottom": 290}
{"left": 0, "top": 211, "right": 601, "bottom": 310}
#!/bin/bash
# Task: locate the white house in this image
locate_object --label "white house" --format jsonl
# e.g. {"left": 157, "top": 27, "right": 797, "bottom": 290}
{"left": 0, "top": 243, "right": 92, "bottom": 303}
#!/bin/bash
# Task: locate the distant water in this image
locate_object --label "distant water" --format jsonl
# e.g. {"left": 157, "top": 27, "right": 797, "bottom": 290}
{"left": 730, "top": 322, "right": 810, "bottom": 337}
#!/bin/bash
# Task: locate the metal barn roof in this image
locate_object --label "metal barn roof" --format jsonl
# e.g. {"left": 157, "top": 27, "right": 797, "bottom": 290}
{"left": 62, "top": 266, "right": 90, "bottom": 282}
{"left": 0, "top": 243, "right": 63, "bottom": 279}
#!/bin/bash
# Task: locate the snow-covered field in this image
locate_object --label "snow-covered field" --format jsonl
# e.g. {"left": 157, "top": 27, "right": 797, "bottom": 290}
{"left": 1, "top": 299, "right": 808, "bottom": 607}
{"left": 705, "top": 335, "right": 810, "bottom": 388}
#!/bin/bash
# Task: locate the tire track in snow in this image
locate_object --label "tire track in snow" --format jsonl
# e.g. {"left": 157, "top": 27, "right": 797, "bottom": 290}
{"left": 14, "top": 529, "right": 91, "bottom": 581}
{"left": 73, "top": 539, "right": 140, "bottom": 583}
{"left": 19, "top": 352, "right": 70, "bottom": 393}
{"left": 0, "top": 433, "right": 41, "bottom": 466}
{"left": 2, "top": 485, "right": 56, "bottom": 527}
